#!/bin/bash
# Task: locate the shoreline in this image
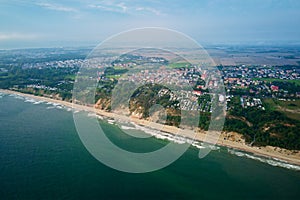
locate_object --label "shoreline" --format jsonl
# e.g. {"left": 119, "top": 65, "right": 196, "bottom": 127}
{"left": 1, "top": 89, "right": 300, "bottom": 167}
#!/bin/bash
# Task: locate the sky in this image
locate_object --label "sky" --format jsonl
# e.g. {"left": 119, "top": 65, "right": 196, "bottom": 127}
{"left": 0, "top": 0, "right": 300, "bottom": 49}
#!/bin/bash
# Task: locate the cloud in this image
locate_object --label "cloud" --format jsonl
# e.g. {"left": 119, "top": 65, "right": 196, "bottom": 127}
{"left": 0, "top": 33, "right": 39, "bottom": 41}
{"left": 88, "top": 3, "right": 127, "bottom": 14}
{"left": 135, "top": 7, "right": 162, "bottom": 16}
{"left": 36, "top": 2, "right": 77, "bottom": 12}
{"left": 88, "top": 1, "right": 163, "bottom": 16}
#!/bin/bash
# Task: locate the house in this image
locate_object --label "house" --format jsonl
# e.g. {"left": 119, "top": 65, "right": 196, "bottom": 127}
{"left": 193, "top": 90, "right": 202, "bottom": 96}
{"left": 270, "top": 85, "right": 279, "bottom": 92}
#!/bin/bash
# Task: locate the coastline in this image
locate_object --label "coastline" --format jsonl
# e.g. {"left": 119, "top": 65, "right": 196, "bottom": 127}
{"left": 1, "top": 89, "right": 300, "bottom": 167}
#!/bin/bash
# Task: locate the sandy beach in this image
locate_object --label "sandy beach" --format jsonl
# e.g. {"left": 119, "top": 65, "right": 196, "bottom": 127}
{"left": 1, "top": 89, "right": 300, "bottom": 167}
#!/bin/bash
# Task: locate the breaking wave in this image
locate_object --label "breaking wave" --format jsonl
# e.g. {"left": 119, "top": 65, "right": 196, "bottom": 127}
{"left": 228, "top": 149, "right": 300, "bottom": 171}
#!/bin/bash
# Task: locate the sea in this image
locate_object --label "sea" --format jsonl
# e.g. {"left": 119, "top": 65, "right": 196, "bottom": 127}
{"left": 0, "top": 92, "right": 300, "bottom": 199}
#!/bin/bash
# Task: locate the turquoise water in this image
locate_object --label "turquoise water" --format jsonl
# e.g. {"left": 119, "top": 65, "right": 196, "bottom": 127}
{"left": 0, "top": 93, "right": 300, "bottom": 199}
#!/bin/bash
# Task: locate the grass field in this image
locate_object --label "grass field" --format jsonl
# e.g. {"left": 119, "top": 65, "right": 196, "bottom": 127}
{"left": 64, "top": 74, "right": 76, "bottom": 80}
{"left": 105, "top": 74, "right": 121, "bottom": 79}
{"left": 167, "top": 62, "right": 191, "bottom": 69}
{"left": 253, "top": 78, "right": 300, "bottom": 86}
{"left": 263, "top": 98, "right": 300, "bottom": 121}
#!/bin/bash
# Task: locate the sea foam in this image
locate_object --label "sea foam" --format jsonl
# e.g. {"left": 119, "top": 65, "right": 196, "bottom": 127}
{"left": 228, "top": 149, "right": 300, "bottom": 171}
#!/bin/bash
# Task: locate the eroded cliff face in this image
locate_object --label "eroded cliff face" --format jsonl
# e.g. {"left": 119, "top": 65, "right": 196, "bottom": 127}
{"left": 95, "top": 98, "right": 111, "bottom": 111}
{"left": 94, "top": 97, "right": 141, "bottom": 118}
{"left": 129, "top": 99, "right": 144, "bottom": 118}
{"left": 95, "top": 97, "right": 167, "bottom": 117}
{"left": 95, "top": 98, "right": 145, "bottom": 118}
